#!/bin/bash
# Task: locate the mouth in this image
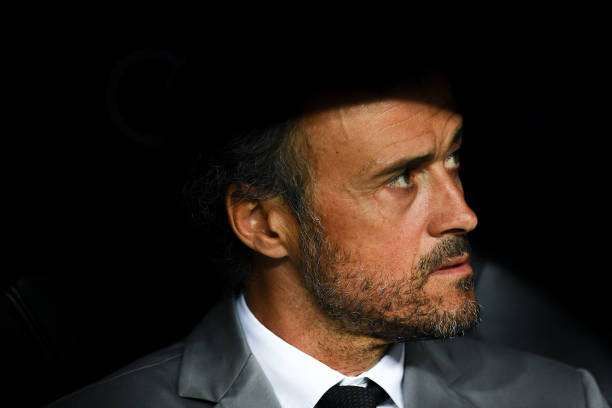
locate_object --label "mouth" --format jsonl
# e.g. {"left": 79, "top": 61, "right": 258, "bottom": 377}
{"left": 430, "top": 254, "right": 472, "bottom": 276}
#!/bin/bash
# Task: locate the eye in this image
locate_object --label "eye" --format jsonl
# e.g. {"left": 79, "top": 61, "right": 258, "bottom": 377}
{"left": 387, "top": 171, "right": 414, "bottom": 189}
{"left": 445, "top": 150, "right": 461, "bottom": 170}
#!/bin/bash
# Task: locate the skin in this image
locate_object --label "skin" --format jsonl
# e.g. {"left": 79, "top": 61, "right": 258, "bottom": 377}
{"left": 226, "top": 94, "right": 479, "bottom": 376}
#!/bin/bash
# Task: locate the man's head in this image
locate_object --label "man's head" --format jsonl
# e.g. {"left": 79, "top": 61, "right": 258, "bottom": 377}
{"left": 292, "top": 90, "right": 479, "bottom": 342}
{"left": 193, "top": 75, "right": 480, "bottom": 343}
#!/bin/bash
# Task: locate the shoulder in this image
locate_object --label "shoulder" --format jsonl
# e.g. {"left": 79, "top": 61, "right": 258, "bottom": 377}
{"left": 445, "top": 335, "right": 579, "bottom": 376}
{"left": 47, "top": 342, "right": 211, "bottom": 408}
{"left": 425, "top": 336, "right": 609, "bottom": 407}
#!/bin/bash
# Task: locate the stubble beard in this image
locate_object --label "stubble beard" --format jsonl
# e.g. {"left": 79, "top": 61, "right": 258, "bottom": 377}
{"left": 296, "top": 209, "right": 482, "bottom": 343}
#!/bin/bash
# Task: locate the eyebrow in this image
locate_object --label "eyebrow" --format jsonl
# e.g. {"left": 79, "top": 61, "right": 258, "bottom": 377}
{"left": 369, "top": 127, "right": 464, "bottom": 179}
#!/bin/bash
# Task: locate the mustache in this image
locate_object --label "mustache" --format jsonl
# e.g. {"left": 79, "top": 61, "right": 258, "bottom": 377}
{"left": 418, "top": 235, "right": 472, "bottom": 275}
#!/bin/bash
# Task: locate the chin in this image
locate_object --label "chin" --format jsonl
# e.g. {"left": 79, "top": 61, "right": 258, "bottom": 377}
{"left": 446, "top": 289, "right": 477, "bottom": 312}
{"left": 426, "top": 281, "right": 477, "bottom": 313}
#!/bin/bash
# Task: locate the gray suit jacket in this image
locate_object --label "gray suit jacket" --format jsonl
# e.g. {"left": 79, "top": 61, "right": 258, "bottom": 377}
{"left": 49, "top": 295, "right": 610, "bottom": 408}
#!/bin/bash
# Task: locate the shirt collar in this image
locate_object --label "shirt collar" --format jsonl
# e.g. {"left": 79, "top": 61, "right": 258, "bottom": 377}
{"left": 234, "top": 292, "right": 405, "bottom": 408}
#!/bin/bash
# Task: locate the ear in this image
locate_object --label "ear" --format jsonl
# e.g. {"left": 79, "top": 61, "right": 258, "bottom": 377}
{"left": 225, "top": 184, "right": 294, "bottom": 259}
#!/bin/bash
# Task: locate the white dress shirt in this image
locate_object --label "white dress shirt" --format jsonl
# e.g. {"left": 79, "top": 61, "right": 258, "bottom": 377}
{"left": 234, "top": 292, "right": 405, "bottom": 408}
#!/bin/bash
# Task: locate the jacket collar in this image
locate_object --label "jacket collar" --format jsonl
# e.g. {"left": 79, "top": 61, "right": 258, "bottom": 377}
{"left": 177, "top": 294, "right": 475, "bottom": 408}
{"left": 177, "top": 295, "right": 281, "bottom": 407}
{"left": 402, "top": 339, "right": 477, "bottom": 407}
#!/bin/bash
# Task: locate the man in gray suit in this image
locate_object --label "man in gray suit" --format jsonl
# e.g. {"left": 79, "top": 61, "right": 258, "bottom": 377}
{"left": 50, "top": 75, "right": 610, "bottom": 407}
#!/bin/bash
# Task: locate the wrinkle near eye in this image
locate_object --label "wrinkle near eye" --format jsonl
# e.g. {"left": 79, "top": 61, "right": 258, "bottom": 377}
{"left": 342, "top": 175, "right": 411, "bottom": 224}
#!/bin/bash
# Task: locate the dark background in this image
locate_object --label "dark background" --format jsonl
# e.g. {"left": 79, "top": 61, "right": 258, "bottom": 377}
{"left": 4, "top": 28, "right": 611, "bottom": 406}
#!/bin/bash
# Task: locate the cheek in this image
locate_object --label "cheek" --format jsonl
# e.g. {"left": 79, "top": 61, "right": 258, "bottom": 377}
{"left": 318, "top": 189, "right": 431, "bottom": 278}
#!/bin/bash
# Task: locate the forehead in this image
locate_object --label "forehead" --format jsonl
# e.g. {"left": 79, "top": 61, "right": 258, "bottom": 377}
{"left": 300, "top": 98, "right": 462, "bottom": 180}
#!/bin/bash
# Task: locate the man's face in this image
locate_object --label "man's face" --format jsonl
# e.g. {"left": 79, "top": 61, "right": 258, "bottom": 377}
{"left": 295, "top": 93, "right": 480, "bottom": 342}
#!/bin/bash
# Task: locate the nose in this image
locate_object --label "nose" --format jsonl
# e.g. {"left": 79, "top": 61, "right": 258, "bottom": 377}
{"left": 427, "top": 171, "right": 478, "bottom": 238}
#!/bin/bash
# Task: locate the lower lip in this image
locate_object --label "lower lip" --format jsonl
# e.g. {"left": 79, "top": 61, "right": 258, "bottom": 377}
{"left": 430, "top": 262, "right": 472, "bottom": 276}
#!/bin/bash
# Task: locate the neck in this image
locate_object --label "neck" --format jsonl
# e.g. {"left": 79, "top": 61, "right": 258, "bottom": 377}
{"left": 243, "top": 259, "right": 390, "bottom": 376}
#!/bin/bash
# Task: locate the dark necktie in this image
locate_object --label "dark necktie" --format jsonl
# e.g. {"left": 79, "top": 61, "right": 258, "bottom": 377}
{"left": 314, "top": 380, "right": 390, "bottom": 408}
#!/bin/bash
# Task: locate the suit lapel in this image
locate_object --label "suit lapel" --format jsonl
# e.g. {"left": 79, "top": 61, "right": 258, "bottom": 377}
{"left": 177, "top": 295, "right": 281, "bottom": 408}
{"left": 402, "top": 340, "right": 477, "bottom": 408}
{"left": 216, "top": 354, "right": 283, "bottom": 408}
{"left": 177, "top": 295, "right": 479, "bottom": 408}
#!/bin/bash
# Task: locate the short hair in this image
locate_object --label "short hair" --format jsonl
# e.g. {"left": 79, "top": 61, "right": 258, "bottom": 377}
{"left": 184, "top": 117, "right": 313, "bottom": 289}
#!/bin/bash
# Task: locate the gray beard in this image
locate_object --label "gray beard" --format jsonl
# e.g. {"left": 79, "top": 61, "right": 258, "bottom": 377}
{"left": 296, "top": 211, "right": 481, "bottom": 343}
